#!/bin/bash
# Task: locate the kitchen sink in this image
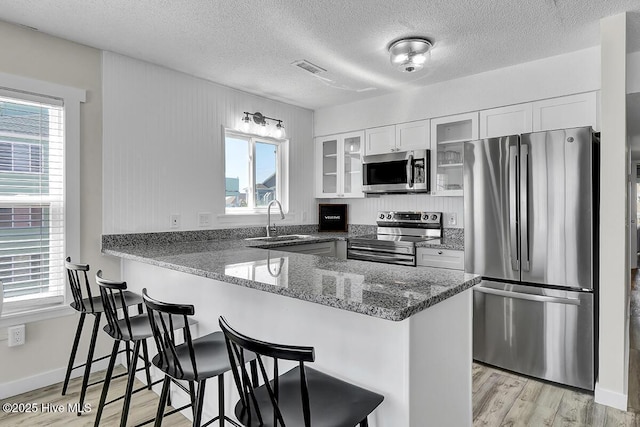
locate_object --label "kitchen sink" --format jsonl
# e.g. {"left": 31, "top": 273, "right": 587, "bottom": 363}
{"left": 245, "top": 234, "right": 314, "bottom": 242}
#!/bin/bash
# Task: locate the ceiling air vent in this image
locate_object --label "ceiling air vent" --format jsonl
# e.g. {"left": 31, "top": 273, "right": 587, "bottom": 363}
{"left": 291, "top": 60, "right": 327, "bottom": 75}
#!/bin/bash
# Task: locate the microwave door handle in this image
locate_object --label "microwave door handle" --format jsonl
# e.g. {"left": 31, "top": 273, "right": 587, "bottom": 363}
{"left": 407, "top": 154, "right": 414, "bottom": 188}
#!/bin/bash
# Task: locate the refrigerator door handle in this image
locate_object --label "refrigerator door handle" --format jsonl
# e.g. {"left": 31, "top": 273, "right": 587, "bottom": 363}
{"left": 509, "top": 145, "right": 519, "bottom": 271}
{"left": 474, "top": 286, "right": 581, "bottom": 305}
{"left": 521, "top": 144, "right": 530, "bottom": 271}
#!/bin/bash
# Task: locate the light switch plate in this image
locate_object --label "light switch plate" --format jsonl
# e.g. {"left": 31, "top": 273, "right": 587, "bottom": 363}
{"left": 170, "top": 214, "right": 180, "bottom": 229}
{"left": 8, "top": 324, "right": 25, "bottom": 347}
{"left": 198, "top": 212, "right": 212, "bottom": 227}
{"left": 447, "top": 213, "right": 457, "bottom": 226}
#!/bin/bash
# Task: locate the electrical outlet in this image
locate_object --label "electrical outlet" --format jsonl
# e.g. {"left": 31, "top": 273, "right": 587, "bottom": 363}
{"left": 8, "top": 324, "right": 25, "bottom": 347}
{"left": 198, "top": 212, "right": 212, "bottom": 227}
{"left": 170, "top": 214, "right": 180, "bottom": 229}
{"left": 447, "top": 213, "right": 457, "bottom": 226}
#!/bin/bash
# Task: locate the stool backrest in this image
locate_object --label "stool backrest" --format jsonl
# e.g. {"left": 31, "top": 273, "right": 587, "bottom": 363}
{"left": 65, "top": 257, "right": 94, "bottom": 312}
{"left": 95, "top": 271, "right": 133, "bottom": 340}
{"left": 218, "top": 316, "right": 315, "bottom": 427}
{"left": 142, "top": 288, "right": 196, "bottom": 379}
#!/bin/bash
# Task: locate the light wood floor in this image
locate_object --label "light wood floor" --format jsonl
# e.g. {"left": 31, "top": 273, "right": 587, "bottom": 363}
{"left": 4, "top": 270, "right": 640, "bottom": 426}
{"left": 0, "top": 366, "right": 190, "bottom": 427}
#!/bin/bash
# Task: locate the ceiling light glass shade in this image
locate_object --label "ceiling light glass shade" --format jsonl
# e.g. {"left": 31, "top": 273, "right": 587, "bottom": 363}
{"left": 274, "top": 122, "right": 285, "bottom": 139}
{"left": 258, "top": 122, "right": 268, "bottom": 136}
{"left": 388, "top": 38, "right": 433, "bottom": 73}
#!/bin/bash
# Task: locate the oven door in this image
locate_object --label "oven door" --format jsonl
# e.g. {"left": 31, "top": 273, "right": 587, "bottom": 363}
{"left": 347, "top": 240, "right": 416, "bottom": 266}
{"left": 362, "top": 150, "right": 429, "bottom": 193}
{"left": 347, "top": 248, "right": 416, "bottom": 266}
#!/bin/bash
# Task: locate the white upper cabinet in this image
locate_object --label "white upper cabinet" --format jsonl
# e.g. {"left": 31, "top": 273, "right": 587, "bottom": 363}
{"left": 480, "top": 103, "right": 533, "bottom": 138}
{"left": 430, "top": 112, "right": 478, "bottom": 196}
{"left": 365, "top": 120, "right": 430, "bottom": 155}
{"left": 315, "top": 131, "right": 365, "bottom": 199}
{"left": 365, "top": 125, "right": 396, "bottom": 155}
{"left": 396, "top": 120, "right": 430, "bottom": 152}
{"left": 532, "top": 92, "right": 598, "bottom": 132}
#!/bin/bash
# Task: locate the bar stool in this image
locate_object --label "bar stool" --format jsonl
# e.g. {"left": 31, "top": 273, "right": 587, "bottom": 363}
{"left": 142, "top": 288, "right": 256, "bottom": 427}
{"left": 219, "top": 316, "right": 385, "bottom": 427}
{"left": 93, "top": 271, "right": 164, "bottom": 427}
{"left": 62, "top": 257, "right": 143, "bottom": 415}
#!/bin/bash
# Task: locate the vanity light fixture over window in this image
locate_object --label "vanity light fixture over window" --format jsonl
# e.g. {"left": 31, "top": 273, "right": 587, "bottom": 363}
{"left": 240, "top": 112, "right": 286, "bottom": 139}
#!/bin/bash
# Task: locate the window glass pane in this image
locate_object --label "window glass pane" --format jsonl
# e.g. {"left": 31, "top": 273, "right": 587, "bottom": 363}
{"left": 0, "top": 95, "right": 64, "bottom": 308}
{"left": 254, "top": 141, "right": 277, "bottom": 207}
{"left": 225, "top": 136, "right": 250, "bottom": 208}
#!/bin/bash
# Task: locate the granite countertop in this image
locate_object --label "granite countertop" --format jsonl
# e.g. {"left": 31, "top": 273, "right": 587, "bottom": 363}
{"left": 102, "top": 226, "right": 477, "bottom": 322}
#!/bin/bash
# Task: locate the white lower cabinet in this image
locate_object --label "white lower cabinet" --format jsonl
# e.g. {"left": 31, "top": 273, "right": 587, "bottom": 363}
{"left": 275, "top": 241, "right": 337, "bottom": 257}
{"left": 416, "top": 248, "right": 464, "bottom": 270}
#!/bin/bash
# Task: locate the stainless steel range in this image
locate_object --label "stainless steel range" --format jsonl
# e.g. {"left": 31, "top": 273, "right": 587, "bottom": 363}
{"left": 347, "top": 211, "right": 443, "bottom": 266}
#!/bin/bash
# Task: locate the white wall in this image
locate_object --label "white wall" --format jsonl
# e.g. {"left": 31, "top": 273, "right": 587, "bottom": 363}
{"left": 322, "top": 195, "right": 464, "bottom": 227}
{"left": 314, "top": 47, "right": 600, "bottom": 137}
{"left": 595, "top": 13, "right": 630, "bottom": 410}
{"left": 102, "top": 52, "right": 316, "bottom": 234}
{"left": 315, "top": 47, "right": 601, "bottom": 227}
{"left": 628, "top": 51, "right": 640, "bottom": 94}
{"left": 0, "top": 21, "right": 117, "bottom": 384}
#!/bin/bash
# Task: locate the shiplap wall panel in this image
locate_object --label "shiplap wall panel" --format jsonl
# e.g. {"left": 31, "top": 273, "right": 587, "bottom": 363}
{"left": 103, "top": 52, "right": 315, "bottom": 233}
{"left": 321, "top": 195, "right": 464, "bottom": 228}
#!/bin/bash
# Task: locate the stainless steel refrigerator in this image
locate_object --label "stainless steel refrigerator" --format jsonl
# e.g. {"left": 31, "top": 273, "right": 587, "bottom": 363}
{"left": 464, "top": 127, "right": 598, "bottom": 390}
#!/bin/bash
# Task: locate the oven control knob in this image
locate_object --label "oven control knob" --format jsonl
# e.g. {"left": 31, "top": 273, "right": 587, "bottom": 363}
{"left": 431, "top": 214, "right": 438, "bottom": 220}
{"left": 386, "top": 214, "right": 392, "bottom": 219}
{"left": 422, "top": 214, "right": 428, "bottom": 220}
{"left": 379, "top": 213, "right": 385, "bottom": 220}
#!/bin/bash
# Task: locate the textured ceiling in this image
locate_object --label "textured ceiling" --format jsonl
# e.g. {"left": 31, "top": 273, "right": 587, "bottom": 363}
{"left": 0, "top": 0, "right": 640, "bottom": 110}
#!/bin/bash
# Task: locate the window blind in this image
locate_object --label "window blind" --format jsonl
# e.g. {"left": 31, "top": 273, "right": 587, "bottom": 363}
{"left": 0, "top": 94, "right": 65, "bottom": 315}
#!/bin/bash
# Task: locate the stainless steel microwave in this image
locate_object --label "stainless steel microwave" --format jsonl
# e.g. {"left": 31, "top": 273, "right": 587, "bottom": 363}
{"left": 362, "top": 149, "right": 430, "bottom": 194}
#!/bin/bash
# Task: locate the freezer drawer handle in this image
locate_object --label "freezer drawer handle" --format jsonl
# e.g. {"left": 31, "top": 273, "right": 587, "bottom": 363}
{"left": 474, "top": 286, "right": 581, "bottom": 305}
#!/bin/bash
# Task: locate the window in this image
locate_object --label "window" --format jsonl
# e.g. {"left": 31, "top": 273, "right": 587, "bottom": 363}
{"left": 224, "top": 130, "right": 287, "bottom": 212}
{"left": 0, "top": 93, "right": 66, "bottom": 316}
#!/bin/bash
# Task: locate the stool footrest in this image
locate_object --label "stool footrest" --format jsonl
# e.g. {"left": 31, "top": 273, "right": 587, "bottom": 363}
{"left": 203, "top": 415, "right": 243, "bottom": 427}
{"left": 132, "top": 402, "right": 193, "bottom": 427}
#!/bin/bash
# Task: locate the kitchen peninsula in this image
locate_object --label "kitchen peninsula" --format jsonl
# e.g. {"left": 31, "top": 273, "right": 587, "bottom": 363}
{"left": 103, "top": 229, "right": 479, "bottom": 427}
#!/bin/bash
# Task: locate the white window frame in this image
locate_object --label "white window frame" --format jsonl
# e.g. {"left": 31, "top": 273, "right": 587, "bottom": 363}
{"left": 0, "top": 72, "right": 84, "bottom": 328}
{"left": 223, "top": 128, "right": 289, "bottom": 217}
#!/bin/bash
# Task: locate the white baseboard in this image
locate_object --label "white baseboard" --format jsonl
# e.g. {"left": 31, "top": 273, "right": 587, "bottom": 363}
{"left": 0, "top": 358, "right": 111, "bottom": 400}
{"left": 594, "top": 383, "right": 628, "bottom": 410}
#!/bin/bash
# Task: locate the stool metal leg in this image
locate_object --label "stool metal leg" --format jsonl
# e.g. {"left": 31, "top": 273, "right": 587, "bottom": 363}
{"left": 154, "top": 376, "right": 171, "bottom": 427}
{"left": 78, "top": 312, "right": 101, "bottom": 415}
{"left": 62, "top": 312, "right": 85, "bottom": 395}
{"left": 218, "top": 374, "right": 225, "bottom": 427}
{"left": 189, "top": 381, "right": 196, "bottom": 418}
{"left": 141, "top": 339, "right": 152, "bottom": 390}
{"left": 193, "top": 379, "right": 207, "bottom": 427}
{"left": 93, "top": 340, "right": 120, "bottom": 427}
{"left": 120, "top": 340, "right": 141, "bottom": 427}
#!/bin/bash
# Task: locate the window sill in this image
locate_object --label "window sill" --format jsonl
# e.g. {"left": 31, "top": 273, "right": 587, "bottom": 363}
{"left": 0, "top": 304, "right": 75, "bottom": 328}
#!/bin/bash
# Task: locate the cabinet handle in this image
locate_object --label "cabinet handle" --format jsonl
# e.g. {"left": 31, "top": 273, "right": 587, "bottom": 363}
{"left": 438, "top": 251, "right": 443, "bottom": 255}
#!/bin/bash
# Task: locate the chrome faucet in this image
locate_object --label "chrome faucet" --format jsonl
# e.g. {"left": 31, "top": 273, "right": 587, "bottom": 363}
{"left": 266, "top": 200, "right": 285, "bottom": 237}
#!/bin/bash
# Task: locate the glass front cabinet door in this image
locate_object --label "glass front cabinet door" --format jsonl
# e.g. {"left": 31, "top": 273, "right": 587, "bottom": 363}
{"left": 315, "top": 131, "right": 364, "bottom": 198}
{"left": 430, "top": 112, "right": 479, "bottom": 196}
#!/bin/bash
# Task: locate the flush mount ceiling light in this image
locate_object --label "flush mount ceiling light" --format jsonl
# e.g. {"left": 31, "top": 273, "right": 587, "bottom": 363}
{"left": 388, "top": 38, "right": 433, "bottom": 73}
{"left": 240, "top": 112, "right": 285, "bottom": 138}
